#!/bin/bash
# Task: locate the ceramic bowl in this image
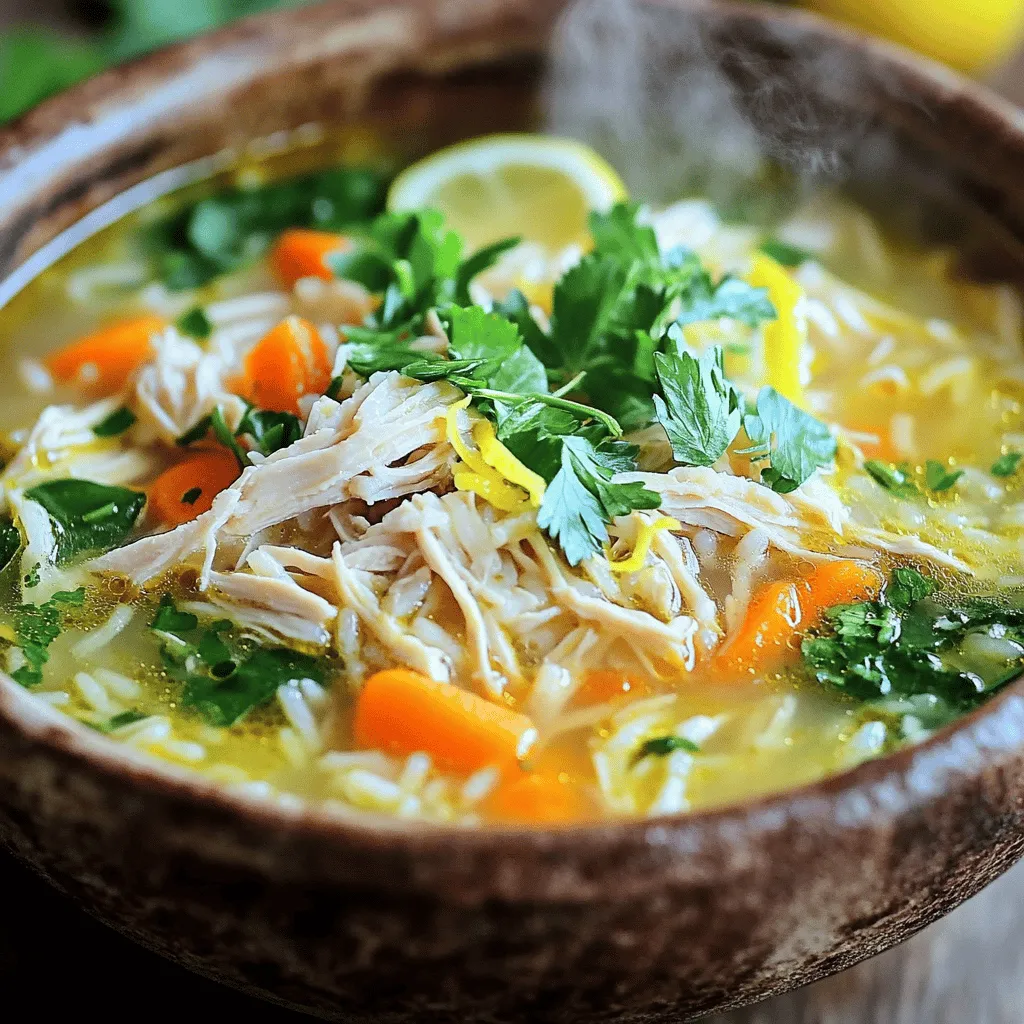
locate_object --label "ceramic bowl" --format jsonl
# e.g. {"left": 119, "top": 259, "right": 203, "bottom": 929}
{"left": 3, "top": 2, "right": 1024, "bottom": 1020}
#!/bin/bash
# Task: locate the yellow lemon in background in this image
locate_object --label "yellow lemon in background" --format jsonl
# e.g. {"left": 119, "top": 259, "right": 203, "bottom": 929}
{"left": 801, "top": 0, "right": 1024, "bottom": 73}
{"left": 388, "top": 134, "right": 627, "bottom": 252}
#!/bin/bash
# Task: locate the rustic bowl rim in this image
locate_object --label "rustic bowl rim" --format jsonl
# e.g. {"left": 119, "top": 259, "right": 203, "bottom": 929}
{"left": 3, "top": 0, "right": 1024, "bottom": 864}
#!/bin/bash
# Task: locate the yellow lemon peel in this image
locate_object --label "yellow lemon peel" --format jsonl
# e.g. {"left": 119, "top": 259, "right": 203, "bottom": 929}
{"left": 473, "top": 419, "right": 546, "bottom": 507}
{"left": 445, "top": 398, "right": 539, "bottom": 514}
{"left": 749, "top": 253, "right": 808, "bottom": 407}
{"left": 604, "top": 516, "right": 681, "bottom": 574}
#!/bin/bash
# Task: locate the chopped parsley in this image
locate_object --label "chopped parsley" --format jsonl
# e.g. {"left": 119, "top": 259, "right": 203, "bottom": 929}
{"left": 802, "top": 568, "right": 1024, "bottom": 733}
{"left": 864, "top": 459, "right": 919, "bottom": 498}
{"left": 759, "top": 238, "right": 812, "bottom": 267}
{"left": 924, "top": 460, "right": 963, "bottom": 492}
{"left": 0, "top": 517, "right": 21, "bottom": 574}
{"left": 181, "top": 487, "right": 202, "bottom": 505}
{"left": 635, "top": 735, "right": 701, "bottom": 762}
{"left": 93, "top": 406, "right": 136, "bottom": 437}
{"left": 992, "top": 451, "right": 1023, "bottom": 477}
{"left": 151, "top": 595, "right": 326, "bottom": 726}
{"left": 25, "top": 479, "right": 146, "bottom": 563}
{"left": 176, "top": 306, "right": 213, "bottom": 340}
{"left": 9, "top": 587, "right": 85, "bottom": 688}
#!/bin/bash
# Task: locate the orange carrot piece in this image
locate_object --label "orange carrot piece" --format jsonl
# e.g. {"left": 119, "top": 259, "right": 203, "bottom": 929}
{"left": 271, "top": 229, "right": 351, "bottom": 288}
{"left": 147, "top": 451, "right": 240, "bottom": 527}
{"left": 352, "top": 669, "right": 537, "bottom": 775}
{"left": 846, "top": 421, "right": 898, "bottom": 463}
{"left": 572, "top": 670, "right": 650, "bottom": 708}
{"left": 713, "top": 560, "right": 883, "bottom": 679}
{"left": 484, "top": 773, "right": 590, "bottom": 824}
{"left": 240, "top": 315, "right": 331, "bottom": 414}
{"left": 45, "top": 315, "right": 164, "bottom": 394}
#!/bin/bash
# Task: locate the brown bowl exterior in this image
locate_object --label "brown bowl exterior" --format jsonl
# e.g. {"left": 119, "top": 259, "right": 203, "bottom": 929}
{"left": 3, "top": 2, "right": 1024, "bottom": 1020}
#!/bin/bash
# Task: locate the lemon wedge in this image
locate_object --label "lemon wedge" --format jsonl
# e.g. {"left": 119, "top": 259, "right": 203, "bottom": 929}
{"left": 388, "top": 133, "right": 627, "bottom": 252}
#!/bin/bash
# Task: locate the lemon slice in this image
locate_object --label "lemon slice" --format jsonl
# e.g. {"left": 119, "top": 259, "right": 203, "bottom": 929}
{"left": 387, "top": 133, "right": 627, "bottom": 252}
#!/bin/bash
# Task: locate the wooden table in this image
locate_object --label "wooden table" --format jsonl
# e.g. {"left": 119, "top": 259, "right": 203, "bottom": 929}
{"left": 2, "top": 4, "right": 1024, "bottom": 1021}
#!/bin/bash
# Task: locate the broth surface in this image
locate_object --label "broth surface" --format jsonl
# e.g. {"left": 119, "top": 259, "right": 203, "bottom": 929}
{"left": 3, "top": 136, "right": 1024, "bottom": 825}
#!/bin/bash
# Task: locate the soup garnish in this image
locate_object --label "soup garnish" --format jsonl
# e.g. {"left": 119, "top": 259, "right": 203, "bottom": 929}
{"left": 3, "top": 133, "right": 1024, "bottom": 825}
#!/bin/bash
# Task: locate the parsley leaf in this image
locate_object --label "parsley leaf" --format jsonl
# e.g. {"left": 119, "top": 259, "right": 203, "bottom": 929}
{"left": 25, "top": 480, "right": 146, "bottom": 563}
{"left": 151, "top": 593, "right": 198, "bottom": 636}
{"left": 676, "top": 275, "right": 776, "bottom": 329}
{"left": 759, "top": 238, "right": 812, "bottom": 267}
{"left": 236, "top": 407, "right": 302, "bottom": 457}
{"left": 653, "top": 342, "right": 742, "bottom": 467}
{"left": 93, "top": 406, "right": 137, "bottom": 437}
{"left": 742, "top": 388, "right": 836, "bottom": 493}
{"left": 992, "top": 451, "right": 1023, "bottom": 477}
{"left": 10, "top": 588, "right": 85, "bottom": 688}
{"left": 634, "top": 735, "right": 700, "bottom": 761}
{"left": 0, "top": 517, "right": 21, "bottom": 574}
{"left": 864, "top": 459, "right": 919, "bottom": 498}
{"left": 925, "top": 460, "right": 963, "bottom": 492}
{"left": 176, "top": 306, "right": 213, "bottom": 340}
{"left": 537, "top": 436, "right": 660, "bottom": 566}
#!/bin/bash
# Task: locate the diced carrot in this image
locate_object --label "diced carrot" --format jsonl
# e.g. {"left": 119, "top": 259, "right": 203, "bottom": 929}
{"left": 45, "top": 315, "right": 165, "bottom": 394}
{"left": 713, "top": 560, "right": 883, "bottom": 680}
{"left": 147, "top": 451, "right": 241, "bottom": 527}
{"left": 846, "top": 421, "right": 899, "bottom": 463}
{"left": 572, "top": 669, "right": 650, "bottom": 708}
{"left": 240, "top": 315, "right": 331, "bottom": 415}
{"left": 352, "top": 669, "right": 537, "bottom": 775}
{"left": 271, "top": 229, "right": 351, "bottom": 288}
{"left": 483, "top": 772, "right": 591, "bottom": 824}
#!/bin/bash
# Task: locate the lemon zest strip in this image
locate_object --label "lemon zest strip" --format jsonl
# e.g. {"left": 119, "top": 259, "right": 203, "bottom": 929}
{"left": 749, "top": 253, "right": 808, "bottom": 408}
{"left": 604, "top": 516, "right": 681, "bottom": 574}
{"left": 445, "top": 397, "right": 535, "bottom": 514}
{"left": 473, "top": 419, "right": 546, "bottom": 507}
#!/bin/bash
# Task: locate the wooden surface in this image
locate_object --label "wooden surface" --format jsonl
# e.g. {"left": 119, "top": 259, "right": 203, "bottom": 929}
{"left": 2, "top": 3, "right": 1024, "bottom": 1022}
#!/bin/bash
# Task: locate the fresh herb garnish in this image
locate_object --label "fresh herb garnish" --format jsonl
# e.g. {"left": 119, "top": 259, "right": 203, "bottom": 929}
{"left": 992, "top": 451, "right": 1023, "bottom": 477}
{"left": 9, "top": 587, "right": 85, "bottom": 687}
{"left": 0, "top": 517, "right": 21, "bottom": 574}
{"left": 759, "top": 238, "right": 812, "bottom": 268}
{"left": 151, "top": 166, "right": 388, "bottom": 290}
{"left": 864, "top": 459, "right": 919, "bottom": 498}
{"left": 176, "top": 306, "right": 213, "bottom": 340}
{"left": 95, "top": 710, "right": 149, "bottom": 733}
{"left": 150, "top": 594, "right": 326, "bottom": 726}
{"left": 93, "top": 406, "right": 137, "bottom": 437}
{"left": 802, "top": 568, "right": 1024, "bottom": 733}
{"left": 742, "top": 388, "right": 837, "bottom": 493}
{"left": 25, "top": 480, "right": 146, "bottom": 563}
{"left": 181, "top": 487, "right": 202, "bottom": 505}
{"left": 653, "top": 341, "right": 742, "bottom": 467}
{"left": 924, "top": 459, "right": 963, "bottom": 492}
{"left": 635, "top": 735, "right": 700, "bottom": 762}
{"left": 236, "top": 407, "right": 302, "bottom": 457}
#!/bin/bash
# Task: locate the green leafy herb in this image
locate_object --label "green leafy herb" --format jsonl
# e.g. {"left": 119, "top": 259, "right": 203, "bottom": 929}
{"left": 653, "top": 342, "right": 742, "bottom": 467}
{"left": 151, "top": 593, "right": 198, "bottom": 636}
{"left": 676, "top": 275, "right": 776, "bottom": 329}
{"left": 537, "top": 436, "right": 660, "bottom": 566}
{"left": 802, "top": 568, "right": 1024, "bottom": 733}
{"left": 0, "top": 517, "right": 21, "bottom": 574}
{"left": 925, "top": 460, "right": 963, "bottom": 492}
{"left": 95, "top": 710, "right": 149, "bottom": 733}
{"left": 176, "top": 306, "right": 213, "bottom": 340}
{"left": 9, "top": 588, "right": 85, "bottom": 687}
{"left": 635, "top": 735, "right": 700, "bottom": 762}
{"left": 176, "top": 414, "right": 213, "bottom": 447}
{"left": 22, "top": 564, "right": 40, "bottom": 590}
{"left": 864, "top": 459, "right": 919, "bottom": 498}
{"left": 742, "top": 388, "right": 837, "bottom": 493}
{"left": 93, "top": 406, "right": 137, "bottom": 438}
{"left": 759, "top": 238, "right": 812, "bottom": 267}
{"left": 992, "top": 451, "right": 1023, "bottom": 477}
{"left": 236, "top": 407, "right": 302, "bottom": 456}
{"left": 25, "top": 480, "right": 146, "bottom": 563}
{"left": 181, "top": 487, "right": 202, "bottom": 505}
{"left": 151, "top": 166, "right": 388, "bottom": 290}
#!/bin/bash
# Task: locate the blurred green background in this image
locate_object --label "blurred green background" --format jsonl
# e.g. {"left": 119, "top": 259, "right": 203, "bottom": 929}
{"left": 2, "top": 0, "right": 1024, "bottom": 125}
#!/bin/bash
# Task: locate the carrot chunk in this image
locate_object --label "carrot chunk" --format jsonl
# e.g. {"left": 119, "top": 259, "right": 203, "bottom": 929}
{"left": 846, "top": 421, "right": 899, "bottom": 463}
{"left": 484, "top": 773, "right": 590, "bottom": 824}
{"left": 713, "top": 560, "right": 883, "bottom": 679}
{"left": 572, "top": 669, "right": 650, "bottom": 708}
{"left": 240, "top": 315, "right": 331, "bottom": 414}
{"left": 271, "top": 229, "right": 351, "bottom": 288}
{"left": 45, "top": 315, "right": 164, "bottom": 394}
{"left": 147, "top": 451, "right": 241, "bottom": 527}
{"left": 352, "top": 669, "right": 537, "bottom": 775}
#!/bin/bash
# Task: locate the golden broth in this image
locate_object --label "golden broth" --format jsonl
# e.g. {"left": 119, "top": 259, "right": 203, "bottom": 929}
{"left": 3, "top": 142, "right": 1024, "bottom": 826}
